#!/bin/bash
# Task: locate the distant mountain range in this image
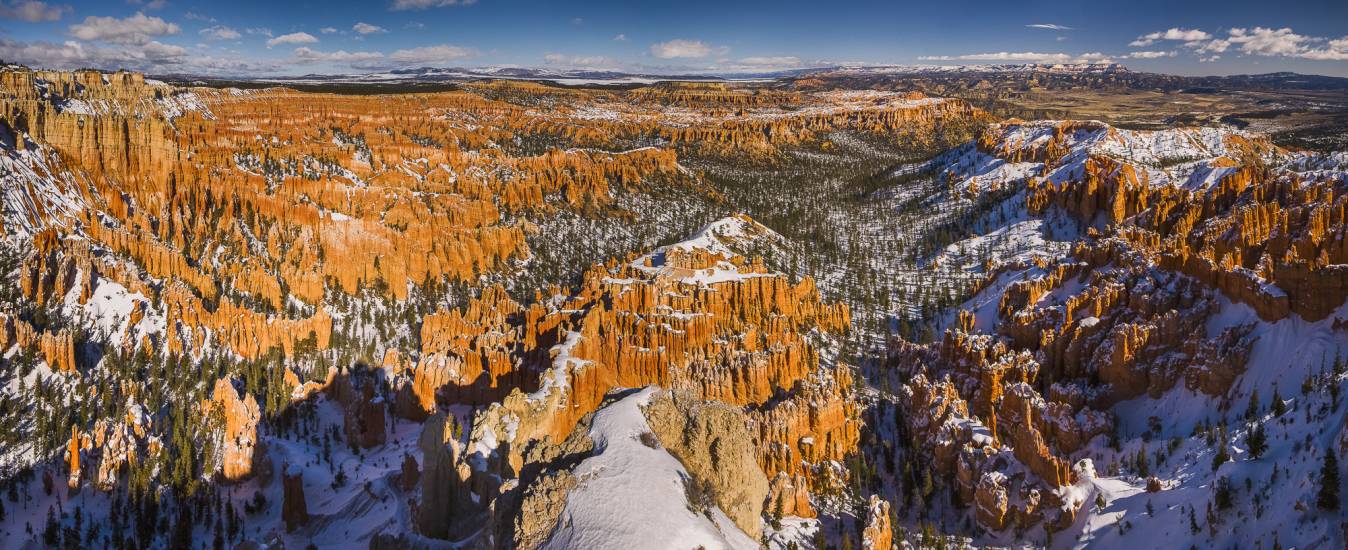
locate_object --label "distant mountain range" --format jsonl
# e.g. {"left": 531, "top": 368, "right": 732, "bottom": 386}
{"left": 151, "top": 63, "right": 1348, "bottom": 92}
{"left": 156, "top": 63, "right": 1129, "bottom": 85}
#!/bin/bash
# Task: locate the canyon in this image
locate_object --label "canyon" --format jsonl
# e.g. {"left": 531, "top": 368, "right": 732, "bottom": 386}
{"left": 0, "top": 64, "right": 1345, "bottom": 550}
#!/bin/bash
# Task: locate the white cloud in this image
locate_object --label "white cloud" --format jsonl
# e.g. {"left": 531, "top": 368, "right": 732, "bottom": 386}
{"left": 1124, "top": 50, "right": 1175, "bottom": 59}
{"left": 69, "top": 12, "right": 179, "bottom": 45}
{"left": 1225, "top": 27, "right": 1310, "bottom": 57}
{"left": 734, "top": 56, "right": 802, "bottom": 67}
{"left": 183, "top": 11, "right": 214, "bottom": 22}
{"left": 352, "top": 22, "right": 387, "bottom": 35}
{"left": 0, "top": 32, "right": 280, "bottom": 74}
{"left": 919, "top": 51, "right": 1112, "bottom": 63}
{"left": 543, "top": 53, "right": 620, "bottom": 70}
{"left": 1129, "top": 28, "right": 1212, "bottom": 47}
{"left": 286, "top": 44, "right": 477, "bottom": 71}
{"left": 267, "top": 31, "right": 318, "bottom": 48}
{"left": 292, "top": 46, "right": 385, "bottom": 68}
{"left": 245, "top": 27, "right": 272, "bottom": 37}
{"left": 1303, "top": 37, "right": 1348, "bottom": 61}
{"left": 390, "top": 0, "right": 476, "bottom": 10}
{"left": 0, "top": 1, "right": 69, "bottom": 22}
{"left": 198, "top": 25, "right": 240, "bottom": 41}
{"left": 612, "top": 33, "right": 626, "bottom": 41}
{"left": 319, "top": 27, "right": 339, "bottom": 34}
{"left": 1175, "top": 27, "right": 1348, "bottom": 61}
{"left": 388, "top": 43, "right": 476, "bottom": 64}
{"left": 404, "top": 21, "right": 425, "bottom": 29}
{"left": 1195, "top": 38, "right": 1229, "bottom": 54}
{"left": 0, "top": 37, "right": 188, "bottom": 71}
{"left": 1026, "top": 23, "right": 1072, "bottom": 31}
{"left": 1199, "top": 55, "right": 1221, "bottom": 63}
{"left": 650, "top": 39, "right": 726, "bottom": 59}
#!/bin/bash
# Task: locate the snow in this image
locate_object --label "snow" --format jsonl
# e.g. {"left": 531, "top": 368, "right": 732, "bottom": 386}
{"left": 1, "top": 393, "right": 437, "bottom": 549}
{"left": 56, "top": 98, "right": 95, "bottom": 115}
{"left": 764, "top": 517, "right": 821, "bottom": 549}
{"left": 155, "top": 91, "right": 215, "bottom": 121}
{"left": 1055, "top": 297, "right": 1348, "bottom": 550}
{"left": 627, "top": 215, "right": 782, "bottom": 288}
{"left": 663, "top": 214, "right": 776, "bottom": 258}
{"left": 541, "top": 387, "right": 757, "bottom": 550}
{"left": 947, "top": 120, "right": 1305, "bottom": 196}
{"left": 0, "top": 133, "right": 86, "bottom": 238}
{"left": 529, "top": 330, "right": 590, "bottom": 404}
{"left": 61, "top": 267, "right": 164, "bottom": 347}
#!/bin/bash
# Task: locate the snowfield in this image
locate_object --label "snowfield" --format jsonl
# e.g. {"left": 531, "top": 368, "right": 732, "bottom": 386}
{"left": 541, "top": 387, "right": 757, "bottom": 550}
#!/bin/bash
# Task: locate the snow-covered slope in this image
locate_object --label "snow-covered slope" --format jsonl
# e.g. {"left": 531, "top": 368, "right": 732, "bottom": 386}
{"left": 0, "top": 135, "right": 85, "bottom": 239}
{"left": 1061, "top": 298, "right": 1348, "bottom": 550}
{"left": 541, "top": 387, "right": 757, "bottom": 550}
{"left": 936, "top": 120, "right": 1269, "bottom": 194}
{"left": 628, "top": 214, "right": 785, "bottom": 286}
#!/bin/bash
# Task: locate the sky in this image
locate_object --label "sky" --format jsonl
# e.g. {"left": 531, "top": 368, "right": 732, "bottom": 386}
{"left": 0, "top": 0, "right": 1346, "bottom": 77}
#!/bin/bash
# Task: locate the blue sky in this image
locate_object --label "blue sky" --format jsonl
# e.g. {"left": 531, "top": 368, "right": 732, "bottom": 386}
{"left": 0, "top": 0, "right": 1346, "bottom": 76}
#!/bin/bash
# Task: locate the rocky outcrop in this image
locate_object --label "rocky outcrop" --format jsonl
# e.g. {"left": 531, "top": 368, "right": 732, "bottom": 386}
{"left": 643, "top": 390, "right": 771, "bottom": 539}
{"left": 462, "top": 233, "right": 855, "bottom": 481}
{"left": 39, "top": 330, "right": 77, "bottom": 374}
{"left": 336, "top": 377, "right": 388, "bottom": 449}
{"left": 892, "top": 364, "right": 1081, "bottom": 532}
{"left": 164, "top": 284, "right": 331, "bottom": 360}
{"left": 201, "top": 377, "right": 264, "bottom": 481}
{"left": 1, "top": 313, "right": 80, "bottom": 374}
{"left": 766, "top": 472, "right": 815, "bottom": 518}
{"left": 417, "top": 412, "right": 477, "bottom": 540}
{"left": 861, "top": 495, "right": 894, "bottom": 550}
{"left": 512, "top": 470, "right": 577, "bottom": 550}
{"left": 62, "top": 401, "right": 161, "bottom": 491}
{"left": 282, "top": 464, "right": 308, "bottom": 532}
{"left": 974, "top": 471, "right": 1011, "bottom": 531}
{"left": 65, "top": 425, "right": 82, "bottom": 491}
{"left": 881, "top": 118, "right": 1348, "bottom": 536}
{"left": 400, "top": 453, "right": 420, "bottom": 492}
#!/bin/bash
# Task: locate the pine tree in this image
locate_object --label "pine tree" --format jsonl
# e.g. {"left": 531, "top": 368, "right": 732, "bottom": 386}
{"left": 1271, "top": 385, "right": 1286, "bottom": 416}
{"left": 1246, "top": 424, "right": 1267, "bottom": 459}
{"left": 1212, "top": 445, "right": 1230, "bottom": 471}
{"left": 1318, "top": 449, "right": 1340, "bottom": 511}
{"left": 1214, "top": 477, "right": 1233, "bottom": 510}
{"left": 43, "top": 506, "right": 59, "bottom": 546}
{"left": 1245, "top": 388, "right": 1260, "bottom": 420}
